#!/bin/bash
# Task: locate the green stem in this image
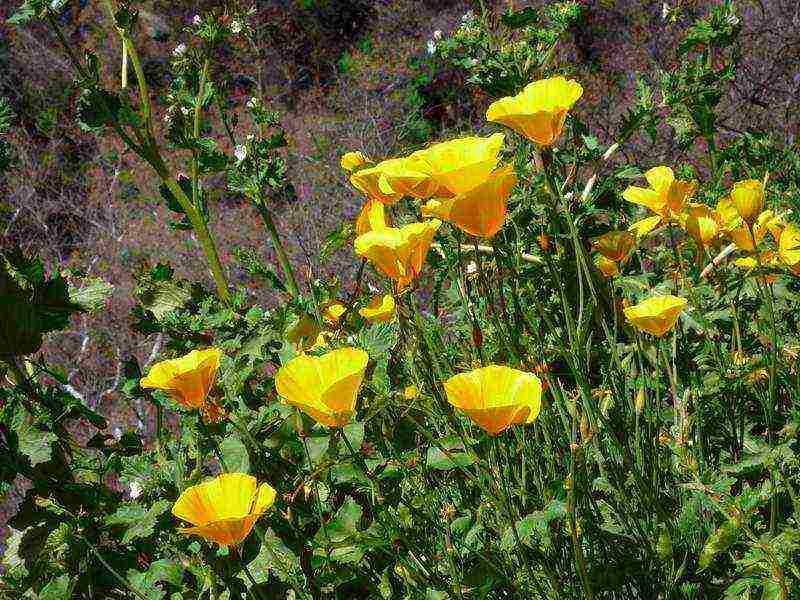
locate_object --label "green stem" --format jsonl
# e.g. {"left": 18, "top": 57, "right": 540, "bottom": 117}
{"left": 254, "top": 202, "right": 300, "bottom": 298}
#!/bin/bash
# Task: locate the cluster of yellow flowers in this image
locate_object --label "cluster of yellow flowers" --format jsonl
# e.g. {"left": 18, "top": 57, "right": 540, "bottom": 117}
{"left": 136, "top": 75, "right": 798, "bottom": 553}
{"left": 596, "top": 167, "right": 800, "bottom": 276}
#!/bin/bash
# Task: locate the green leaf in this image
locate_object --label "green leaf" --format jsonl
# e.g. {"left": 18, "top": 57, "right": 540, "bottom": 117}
{"left": 127, "top": 559, "right": 183, "bottom": 600}
{"left": 426, "top": 437, "right": 474, "bottom": 471}
{"left": 699, "top": 519, "right": 740, "bottom": 570}
{"left": 358, "top": 323, "right": 398, "bottom": 359}
{"left": 105, "top": 500, "right": 171, "bottom": 544}
{"left": 69, "top": 278, "right": 114, "bottom": 312}
{"left": 11, "top": 405, "right": 56, "bottom": 467}
{"left": 219, "top": 434, "right": 250, "bottom": 473}
{"left": 39, "top": 575, "right": 73, "bottom": 600}
{"left": 319, "top": 222, "right": 354, "bottom": 265}
{"left": 243, "top": 528, "right": 303, "bottom": 586}
{"left": 501, "top": 500, "right": 566, "bottom": 550}
{"left": 135, "top": 263, "right": 192, "bottom": 319}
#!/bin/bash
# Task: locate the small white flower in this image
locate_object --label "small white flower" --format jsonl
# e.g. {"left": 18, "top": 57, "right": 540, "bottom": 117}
{"left": 465, "top": 261, "right": 478, "bottom": 275}
{"left": 113, "top": 427, "right": 122, "bottom": 440}
{"left": 192, "top": 15, "right": 202, "bottom": 26}
{"left": 129, "top": 480, "right": 142, "bottom": 500}
{"left": 461, "top": 10, "right": 474, "bottom": 23}
{"left": 246, "top": 96, "right": 259, "bottom": 109}
{"left": 661, "top": 3, "right": 670, "bottom": 19}
{"left": 234, "top": 145, "right": 247, "bottom": 162}
{"left": 173, "top": 43, "right": 187, "bottom": 57}
{"left": 180, "top": 106, "right": 191, "bottom": 116}
{"left": 230, "top": 19, "right": 243, "bottom": 34}
{"left": 726, "top": 14, "right": 739, "bottom": 26}
{"left": 433, "top": 29, "right": 442, "bottom": 40}
{"left": 427, "top": 40, "right": 437, "bottom": 55}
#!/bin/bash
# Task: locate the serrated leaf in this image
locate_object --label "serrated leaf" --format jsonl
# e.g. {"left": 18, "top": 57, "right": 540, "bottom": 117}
{"left": 11, "top": 406, "right": 56, "bottom": 467}
{"left": 357, "top": 323, "right": 398, "bottom": 359}
{"left": 106, "top": 500, "right": 171, "bottom": 544}
{"left": 39, "top": 574, "right": 73, "bottom": 600}
{"left": 219, "top": 434, "right": 250, "bottom": 473}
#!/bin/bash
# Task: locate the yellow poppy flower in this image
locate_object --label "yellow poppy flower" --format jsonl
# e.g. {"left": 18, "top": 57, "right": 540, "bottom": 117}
{"left": 628, "top": 215, "right": 663, "bottom": 239}
{"left": 340, "top": 151, "right": 369, "bottom": 173}
{"left": 445, "top": 365, "right": 542, "bottom": 436}
{"left": 591, "top": 231, "right": 636, "bottom": 262}
{"left": 354, "top": 220, "right": 442, "bottom": 291}
{"left": 172, "top": 473, "right": 276, "bottom": 547}
{"left": 623, "top": 295, "right": 688, "bottom": 337}
{"left": 595, "top": 255, "right": 620, "bottom": 278}
{"left": 421, "top": 165, "right": 517, "bottom": 238}
{"left": 350, "top": 164, "right": 403, "bottom": 205}
{"left": 622, "top": 166, "right": 697, "bottom": 221}
{"left": 358, "top": 294, "right": 396, "bottom": 323}
{"left": 682, "top": 203, "right": 720, "bottom": 249}
{"left": 730, "top": 179, "right": 764, "bottom": 223}
{"left": 486, "top": 76, "right": 583, "bottom": 146}
{"left": 779, "top": 223, "right": 800, "bottom": 266}
{"left": 275, "top": 347, "right": 369, "bottom": 427}
{"left": 321, "top": 301, "right": 347, "bottom": 328}
{"left": 409, "top": 133, "right": 505, "bottom": 196}
{"left": 140, "top": 348, "right": 222, "bottom": 412}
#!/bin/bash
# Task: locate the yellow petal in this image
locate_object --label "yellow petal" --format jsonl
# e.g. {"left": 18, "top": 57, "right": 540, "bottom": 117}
{"left": 623, "top": 186, "right": 666, "bottom": 215}
{"left": 628, "top": 215, "right": 663, "bottom": 238}
{"left": 411, "top": 133, "right": 505, "bottom": 195}
{"left": 340, "top": 151, "right": 369, "bottom": 173}
{"left": 321, "top": 301, "right": 347, "bottom": 327}
{"left": 623, "top": 295, "right": 688, "bottom": 337}
{"left": 444, "top": 365, "right": 542, "bottom": 435}
{"left": 779, "top": 224, "right": 800, "bottom": 266}
{"left": 730, "top": 179, "right": 764, "bottom": 223}
{"left": 275, "top": 347, "right": 369, "bottom": 428}
{"left": 682, "top": 203, "right": 720, "bottom": 248}
{"left": 354, "top": 220, "right": 442, "bottom": 290}
{"left": 422, "top": 165, "right": 516, "bottom": 238}
{"left": 140, "top": 348, "right": 222, "bottom": 410}
{"left": 350, "top": 164, "right": 403, "bottom": 205}
{"left": 595, "top": 255, "right": 620, "bottom": 278}
{"left": 355, "top": 198, "right": 389, "bottom": 237}
{"left": 644, "top": 166, "right": 675, "bottom": 194}
{"left": 358, "top": 294, "right": 396, "bottom": 323}
{"left": 592, "top": 231, "right": 636, "bottom": 262}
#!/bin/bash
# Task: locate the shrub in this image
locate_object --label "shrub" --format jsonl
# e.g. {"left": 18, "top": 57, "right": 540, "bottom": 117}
{"left": 2, "top": 1, "right": 800, "bottom": 599}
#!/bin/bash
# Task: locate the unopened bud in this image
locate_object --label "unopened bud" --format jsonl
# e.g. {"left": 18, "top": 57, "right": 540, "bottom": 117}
{"left": 635, "top": 388, "right": 646, "bottom": 415}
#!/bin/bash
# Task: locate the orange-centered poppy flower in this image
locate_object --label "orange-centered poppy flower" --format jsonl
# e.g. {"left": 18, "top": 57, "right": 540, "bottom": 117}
{"left": 623, "top": 166, "right": 698, "bottom": 230}
{"left": 592, "top": 231, "right": 636, "bottom": 263}
{"left": 140, "top": 348, "right": 222, "bottom": 412}
{"left": 340, "top": 151, "right": 370, "bottom": 173}
{"left": 354, "top": 220, "right": 442, "bottom": 291}
{"left": 623, "top": 295, "right": 688, "bottom": 337}
{"left": 408, "top": 133, "right": 505, "bottom": 195}
{"left": 422, "top": 164, "right": 516, "bottom": 238}
{"left": 444, "top": 365, "right": 542, "bottom": 436}
{"left": 172, "top": 473, "right": 276, "bottom": 547}
{"left": 730, "top": 179, "right": 764, "bottom": 224}
{"left": 486, "top": 76, "right": 583, "bottom": 146}
{"left": 275, "top": 347, "right": 369, "bottom": 427}
{"left": 358, "top": 294, "right": 396, "bottom": 323}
